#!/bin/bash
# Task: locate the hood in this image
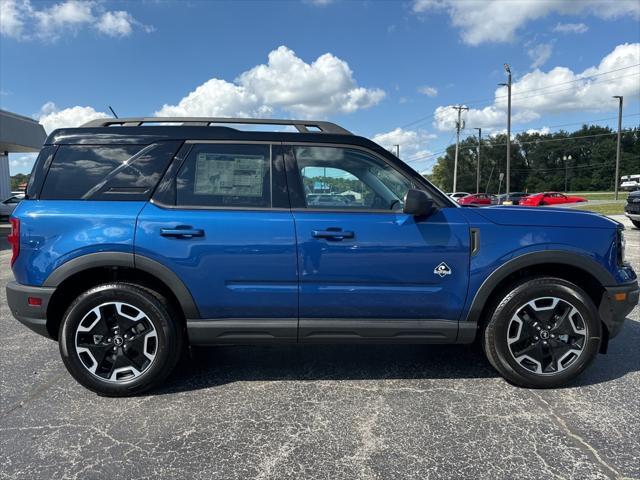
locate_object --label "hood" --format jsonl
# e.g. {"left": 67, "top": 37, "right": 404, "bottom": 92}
{"left": 471, "top": 206, "right": 619, "bottom": 229}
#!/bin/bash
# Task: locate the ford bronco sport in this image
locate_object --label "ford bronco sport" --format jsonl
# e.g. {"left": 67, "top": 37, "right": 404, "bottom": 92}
{"left": 7, "top": 117, "right": 638, "bottom": 396}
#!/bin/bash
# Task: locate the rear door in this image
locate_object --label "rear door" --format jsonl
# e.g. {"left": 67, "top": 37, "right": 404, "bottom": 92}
{"left": 285, "top": 144, "right": 470, "bottom": 343}
{"left": 135, "top": 142, "right": 298, "bottom": 343}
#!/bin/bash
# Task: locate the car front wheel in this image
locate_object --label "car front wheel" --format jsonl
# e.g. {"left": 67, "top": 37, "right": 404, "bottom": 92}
{"left": 483, "top": 277, "right": 601, "bottom": 388}
{"left": 59, "top": 283, "right": 182, "bottom": 396}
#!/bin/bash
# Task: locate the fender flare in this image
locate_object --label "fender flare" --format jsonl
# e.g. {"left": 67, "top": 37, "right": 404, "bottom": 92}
{"left": 464, "top": 250, "right": 615, "bottom": 325}
{"left": 43, "top": 252, "right": 200, "bottom": 318}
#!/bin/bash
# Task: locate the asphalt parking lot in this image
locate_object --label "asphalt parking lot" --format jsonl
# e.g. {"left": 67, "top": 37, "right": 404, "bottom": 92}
{"left": 1, "top": 216, "right": 638, "bottom": 480}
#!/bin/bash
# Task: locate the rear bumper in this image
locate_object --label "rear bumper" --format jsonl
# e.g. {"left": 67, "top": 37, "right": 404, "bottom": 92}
{"left": 599, "top": 280, "right": 639, "bottom": 339}
{"left": 6, "top": 281, "right": 55, "bottom": 338}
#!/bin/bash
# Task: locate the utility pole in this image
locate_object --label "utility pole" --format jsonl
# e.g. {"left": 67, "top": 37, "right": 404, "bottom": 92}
{"left": 563, "top": 154, "right": 572, "bottom": 192}
{"left": 499, "top": 64, "right": 512, "bottom": 196}
{"left": 613, "top": 96, "right": 623, "bottom": 200}
{"left": 451, "top": 105, "right": 468, "bottom": 192}
{"left": 474, "top": 127, "right": 482, "bottom": 194}
{"left": 393, "top": 144, "right": 400, "bottom": 158}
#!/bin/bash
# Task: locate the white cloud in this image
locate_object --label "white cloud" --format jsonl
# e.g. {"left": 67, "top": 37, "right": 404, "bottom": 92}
{"left": 37, "top": 102, "right": 109, "bottom": 133}
{"left": 95, "top": 11, "right": 134, "bottom": 37}
{"left": 525, "top": 127, "right": 551, "bottom": 135}
{"left": 156, "top": 46, "right": 385, "bottom": 118}
{"left": 418, "top": 85, "right": 438, "bottom": 97}
{"left": 9, "top": 153, "right": 37, "bottom": 175}
{"left": 412, "top": 0, "right": 639, "bottom": 45}
{"left": 528, "top": 43, "right": 553, "bottom": 69}
{"left": 0, "top": 0, "right": 152, "bottom": 41}
{"left": 433, "top": 43, "right": 640, "bottom": 131}
{"left": 372, "top": 128, "right": 437, "bottom": 173}
{"left": 306, "top": 0, "right": 335, "bottom": 5}
{"left": 553, "top": 22, "right": 589, "bottom": 34}
{"left": 0, "top": 0, "right": 27, "bottom": 38}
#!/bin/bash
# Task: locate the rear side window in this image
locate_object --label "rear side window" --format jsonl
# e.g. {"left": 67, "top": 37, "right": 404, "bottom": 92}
{"left": 40, "top": 142, "right": 180, "bottom": 200}
{"left": 176, "top": 144, "right": 272, "bottom": 208}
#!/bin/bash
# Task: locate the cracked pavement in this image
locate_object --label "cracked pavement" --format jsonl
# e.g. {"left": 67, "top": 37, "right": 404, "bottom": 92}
{"left": 1, "top": 216, "right": 638, "bottom": 479}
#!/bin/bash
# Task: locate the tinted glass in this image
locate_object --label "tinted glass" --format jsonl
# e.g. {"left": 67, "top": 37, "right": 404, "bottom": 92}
{"left": 40, "top": 143, "right": 179, "bottom": 201}
{"left": 176, "top": 144, "right": 271, "bottom": 208}
{"left": 294, "top": 146, "right": 415, "bottom": 210}
{"left": 41, "top": 145, "right": 143, "bottom": 200}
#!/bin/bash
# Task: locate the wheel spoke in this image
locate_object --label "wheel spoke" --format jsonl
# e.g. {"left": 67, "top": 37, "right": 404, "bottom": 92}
{"left": 75, "top": 301, "right": 157, "bottom": 383}
{"left": 507, "top": 296, "right": 588, "bottom": 376}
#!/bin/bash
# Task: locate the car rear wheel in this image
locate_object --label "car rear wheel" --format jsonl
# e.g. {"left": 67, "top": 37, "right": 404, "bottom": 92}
{"left": 59, "top": 283, "right": 182, "bottom": 396}
{"left": 483, "top": 277, "right": 601, "bottom": 388}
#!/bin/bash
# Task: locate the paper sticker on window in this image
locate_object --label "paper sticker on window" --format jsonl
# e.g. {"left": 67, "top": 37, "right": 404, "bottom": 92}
{"left": 194, "top": 153, "right": 265, "bottom": 197}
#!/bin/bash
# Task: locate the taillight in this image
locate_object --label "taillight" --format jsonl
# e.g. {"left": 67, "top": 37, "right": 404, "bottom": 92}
{"left": 8, "top": 217, "right": 19, "bottom": 267}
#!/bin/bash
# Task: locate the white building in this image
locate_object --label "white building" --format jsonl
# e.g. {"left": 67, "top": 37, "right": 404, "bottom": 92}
{"left": 0, "top": 110, "right": 47, "bottom": 199}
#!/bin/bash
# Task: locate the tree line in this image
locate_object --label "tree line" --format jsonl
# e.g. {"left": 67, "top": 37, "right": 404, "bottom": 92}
{"left": 425, "top": 125, "right": 640, "bottom": 193}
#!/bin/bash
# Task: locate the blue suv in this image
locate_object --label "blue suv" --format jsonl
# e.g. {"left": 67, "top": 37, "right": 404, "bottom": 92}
{"left": 7, "top": 117, "right": 638, "bottom": 396}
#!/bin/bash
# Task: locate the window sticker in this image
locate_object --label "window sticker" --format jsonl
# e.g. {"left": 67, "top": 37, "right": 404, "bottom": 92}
{"left": 194, "top": 153, "right": 265, "bottom": 197}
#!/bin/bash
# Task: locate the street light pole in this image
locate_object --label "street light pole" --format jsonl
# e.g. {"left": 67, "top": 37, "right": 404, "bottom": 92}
{"left": 613, "top": 96, "right": 623, "bottom": 200}
{"left": 474, "top": 127, "right": 482, "bottom": 194}
{"left": 393, "top": 144, "right": 400, "bottom": 158}
{"left": 451, "top": 105, "right": 468, "bottom": 192}
{"left": 499, "top": 63, "right": 512, "bottom": 197}
{"left": 563, "top": 154, "right": 572, "bottom": 192}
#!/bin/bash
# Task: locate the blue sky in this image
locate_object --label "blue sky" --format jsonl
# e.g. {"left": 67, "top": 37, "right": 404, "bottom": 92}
{"left": 1, "top": 0, "right": 639, "bottom": 175}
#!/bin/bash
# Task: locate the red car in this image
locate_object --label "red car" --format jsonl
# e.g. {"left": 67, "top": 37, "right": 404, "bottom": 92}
{"left": 519, "top": 192, "right": 587, "bottom": 206}
{"left": 457, "top": 193, "right": 494, "bottom": 205}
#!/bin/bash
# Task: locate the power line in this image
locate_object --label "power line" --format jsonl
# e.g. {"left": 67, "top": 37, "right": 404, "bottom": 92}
{"left": 397, "top": 63, "right": 640, "bottom": 129}
{"left": 407, "top": 129, "right": 637, "bottom": 165}
{"left": 510, "top": 112, "right": 640, "bottom": 134}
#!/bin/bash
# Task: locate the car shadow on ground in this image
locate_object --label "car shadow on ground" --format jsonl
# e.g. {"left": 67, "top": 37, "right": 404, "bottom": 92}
{"left": 152, "top": 317, "right": 640, "bottom": 395}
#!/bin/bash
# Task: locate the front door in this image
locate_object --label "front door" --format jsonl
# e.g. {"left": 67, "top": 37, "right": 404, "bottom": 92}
{"left": 286, "top": 145, "right": 470, "bottom": 342}
{"left": 136, "top": 142, "right": 298, "bottom": 343}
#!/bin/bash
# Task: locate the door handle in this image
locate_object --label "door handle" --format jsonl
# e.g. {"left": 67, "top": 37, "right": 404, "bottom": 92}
{"left": 312, "top": 229, "right": 355, "bottom": 241}
{"left": 160, "top": 227, "right": 204, "bottom": 239}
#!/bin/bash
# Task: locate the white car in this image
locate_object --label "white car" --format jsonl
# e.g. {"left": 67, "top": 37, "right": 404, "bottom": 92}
{"left": 448, "top": 192, "right": 471, "bottom": 200}
{"left": 0, "top": 194, "right": 24, "bottom": 219}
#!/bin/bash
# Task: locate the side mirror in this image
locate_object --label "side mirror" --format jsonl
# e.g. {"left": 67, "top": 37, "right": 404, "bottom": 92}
{"left": 403, "top": 189, "right": 435, "bottom": 216}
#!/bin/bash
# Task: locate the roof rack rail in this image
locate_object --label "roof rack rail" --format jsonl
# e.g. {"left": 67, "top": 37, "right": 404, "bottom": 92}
{"left": 80, "top": 117, "right": 352, "bottom": 135}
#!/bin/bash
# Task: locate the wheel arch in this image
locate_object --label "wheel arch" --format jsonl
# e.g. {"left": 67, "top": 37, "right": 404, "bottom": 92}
{"left": 465, "top": 251, "right": 612, "bottom": 343}
{"left": 44, "top": 252, "right": 199, "bottom": 339}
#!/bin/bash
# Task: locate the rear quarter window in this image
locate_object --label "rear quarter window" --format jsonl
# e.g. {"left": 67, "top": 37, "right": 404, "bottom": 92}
{"left": 39, "top": 142, "right": 181, "bottom": 201}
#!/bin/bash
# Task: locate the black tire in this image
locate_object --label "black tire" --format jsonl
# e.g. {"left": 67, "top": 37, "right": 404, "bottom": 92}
{"left": 632, "top": 219, "right": 640, "bottom": 229}
{"left": 59, "top": 283, "right": 182, "bottom": 396}
{"left": 483, "top": 277, "right": 601, "bottom": 388}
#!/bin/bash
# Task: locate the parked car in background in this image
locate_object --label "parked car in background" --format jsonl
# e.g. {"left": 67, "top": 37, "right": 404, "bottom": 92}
{"left": 625, "top": 189, "right": 640, "bottom": 228}
{"left": 447, "top": 192, "right": 471, "bottom": 200}
{"left": 620, "top": 174, "right": 640, "bottom": 191}
{"left": 494, "top": 192, "right": 530, "bottom": 205}
{"left": 0, "top": 194, "right": 24, "bottom": 219}
{"left": 457, "top": 193, "right": 494, "bottom": 205}
{"left": 520, "top": 192, "right": 587, "bottom": 207}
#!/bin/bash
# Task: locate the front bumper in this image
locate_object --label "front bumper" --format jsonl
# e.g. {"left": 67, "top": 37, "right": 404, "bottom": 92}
{"left": 6, "top": 281, "right": 56, "bottom": 338}
{"left": 599, "top": 280, "right": 639, "bottom": 339}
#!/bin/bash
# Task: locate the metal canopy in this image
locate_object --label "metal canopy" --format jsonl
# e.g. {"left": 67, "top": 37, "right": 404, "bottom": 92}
{"left": 0, "top": 109, "right": 47, "bottom": 153}
{"left": 80, "top": 117, "right": 353, "bottom": 135}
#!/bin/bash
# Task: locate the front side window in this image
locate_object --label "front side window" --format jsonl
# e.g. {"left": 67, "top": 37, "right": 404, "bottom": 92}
{"left": 176, "top": 144, "right": 271, "bottom": 208}
{"left": 294, "top": 146, "right": 416, "bottom": 211}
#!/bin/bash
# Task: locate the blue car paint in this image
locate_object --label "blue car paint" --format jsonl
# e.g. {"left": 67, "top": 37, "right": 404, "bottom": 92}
{"left": 12, "top": 199, "right": 633, "bottom": 330}
{"left": 292, "top": 208, "right": 470, "bottom": 322}
{"left": 135, "top": 202, "right": 298, "bottom": 319}
{"left": 11, "top": 200, "right": 145, "bottom": 286}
